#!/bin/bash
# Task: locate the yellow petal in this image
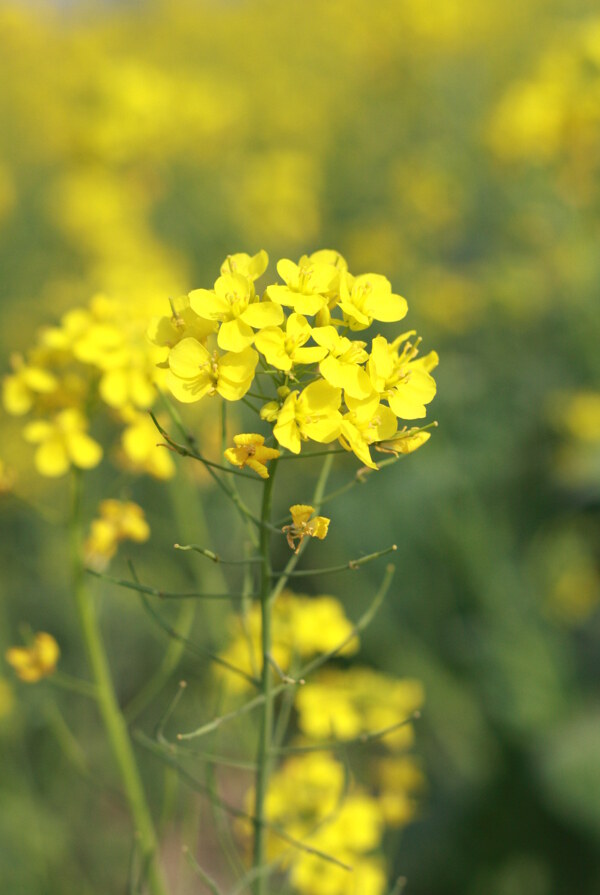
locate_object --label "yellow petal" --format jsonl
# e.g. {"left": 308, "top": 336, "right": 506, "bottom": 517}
{"left": 241, "top": 301, "right": 283, "bottom": 329}
{"left": 217, "top": 318, "right": 254, "bottom": 352}
{"left": 168, "top": 338, "right": 211, "bottom": 379}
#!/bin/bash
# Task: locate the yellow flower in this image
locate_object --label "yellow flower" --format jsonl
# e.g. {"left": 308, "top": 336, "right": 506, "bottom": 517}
{"left": 339, "top": 272, "right": 408, "bottom": 331}
{"left": 119, "top": 411, "right": 175, "bottom": 480}
{"left": 84, "top": 499, "right": 150, "bottom": 570}
{"left": 254, "top": 313, "right": 327, "bottom": 372}
{"left": 375, "top": 755, "right": 425, "bottom": 827}
{"left": 312, "top": 325, "right": 372, "bottom": 399}
{"left": 2, "top": 354, "right": 58, "bottom": 416}
{"left": 224, "top": 433, "right": 280, "bottom": 478}
{"left": 368, "top": 333, "right": 438, "bottom": 420}
{"left": 375, "top": 427, "right": 432, "bottom": 456}
{"left": 266, "top": 256, "right": 341, "bottom": 316}
{"left": 23, "top": 409, "right": 103, "bottom": 477}
{"left": 166, "top": 337, "right": 257, "bottom": 403}
{"left": 6, "top": 632, "right": 60, "bottom": 683}
{"left": 147, "top": 295, "right": 217, "bottom": 360}
{"left": 283, "top": 504, "right": 330, "bottom": 552}
{"left": 270, "top": 380, "right": 342, "bottom": 453}
{"left": 217, "top": 592, "right": 357, "bottom": 693}
{"left": 189, "top": 272, "right": 283, "bottom": 352}
{"left": 220, "top": 249, "right": 269, "bottom": 281}
{"left": 339, "top": 394, "right": 398, "bottom": 469}
{"left": 295, "top": 667, "right": 424, "bottom": 747}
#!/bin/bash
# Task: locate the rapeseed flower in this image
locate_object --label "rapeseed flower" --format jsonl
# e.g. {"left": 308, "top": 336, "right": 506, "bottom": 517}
{"left": 269, "top": 381, "right": 342, "bottom": 454}
{"left": 224, "top": 433, "right": 280, "bottom": 478}
{"left": 283, "top": 504, "right": 330, "bottom": 552}
{"left": 6, "top": 632, "right": 60, "bottom": 683}
{"left": 84, "top": 499, "right": 150, "bottom": 570}
{"left": 23, "top": 409, "right": 102, "bottom": 477}
{"left": 166, "top": 338, "right": 257, "bottom": 402}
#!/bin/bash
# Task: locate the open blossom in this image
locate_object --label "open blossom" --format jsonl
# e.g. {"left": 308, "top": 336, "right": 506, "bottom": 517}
{"left": 265, "top": 380, "right": 342, "bottom": 454}
{"left": 166, "top": 337, "right": 258, "bottom": 402}
{"left": 312, "top": 325, "right": 372, "bottom": 399}
{"left": 266, "top": 256, "right": 341, "bottom": 316}
{"left": 368, "top": 333, "right": 438, "bottom": 420}
{"left": 254, "top": 313, "right": 327, "bottom": 372}
{"left": 339, "top": 272, "right": 408, "bottom": 331}
{"left": 220, "top": 249, "right": 269, "bottom": 281}
{"left": 283, "top": 504, "right": 330, "bottom": 552}
{"left": 189, "top": 272, "right": 282, "bottom": 352}
{"left": 6, "top": 633, "right": 60, "bottom": 683}
{"left": 224, "top": 433, "right": 280, "bottom": 478}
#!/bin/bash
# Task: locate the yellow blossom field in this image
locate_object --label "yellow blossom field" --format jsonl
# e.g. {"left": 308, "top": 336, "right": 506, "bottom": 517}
{"left": 1, "top": 1, "right": 600, "bottom": 894}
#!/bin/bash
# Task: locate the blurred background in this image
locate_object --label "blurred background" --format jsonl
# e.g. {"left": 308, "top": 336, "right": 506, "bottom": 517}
{"left": 1, "top": 0, "right": 600, "bottom": 892}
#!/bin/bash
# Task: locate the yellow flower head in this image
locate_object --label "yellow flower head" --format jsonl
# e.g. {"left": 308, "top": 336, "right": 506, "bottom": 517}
{"left": 0, "top": 459, "right": 16, "bottom": 495}
{"left": 6, "top": 632, "right": 60, "bottom": 683}
{"left": 23, "top": 409, "right": 103, "bottom": 477}
{"left": 119, "top": 410, "right": 175, "bottom": 480}
{"left": 339, "top": 271, "right": 408, "bottom": 331}
{"left": 283, "top": 504, "right": 330, "bottom": 553}
{"left": 224, "top": 433, "right": 280, "bottom": 478}
{"left": 84, "top": 499, "right": 150, "bottom": 570}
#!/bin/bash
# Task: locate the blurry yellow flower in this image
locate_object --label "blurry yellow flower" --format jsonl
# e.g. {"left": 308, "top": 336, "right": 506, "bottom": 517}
{"left": 166, "top": 337, "right": 257, "bottom": 403}
{"left": 84, "top": 499, "right": 150, "bottom": 570}
{"left": 269, "top": 380, "right": 342, "bottom": 453}
{"left": 189, "top": 272, "right": 282, "bottom": 352}
{"left": 339, "top": 272, "right": 408, "bottom": 331}
{"left": 3, "top": 354, "right": 58, "bottom": 416}
{"left": 120, "top": 411, "right": 175, "bottom": 480}
{"left": 254, "top": 313, "right": 327, "bottom": 372}
{"left": 283, "top": 504, "right": 330, "bottom": 552}
{"left": 224, "top": 433, "right": 280, "bottom": 478}
{"left": 312, "top": 325, "right": 372, "bottom": 399}
{"left": 296, "top": 667, "right": 424, "bottom": 747}
{"left": 217, "top": 592, "right": 357, "bottom": 693}
{"left": 562, "top": 392, "right": 600, "bottom": 443}
{"left": 375, "top": 755, "right": 425, "bottom": 827}
{"left": 23, "top": 409, "right": 102, "bottom": 477}
{"left": 6, "top": 632, "right": 60, "bottom": 683}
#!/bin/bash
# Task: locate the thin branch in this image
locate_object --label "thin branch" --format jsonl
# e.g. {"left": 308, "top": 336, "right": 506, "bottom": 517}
{"left": 277, "top": 544, "right": 397, "bottom": 578}
{"left": 174, "top": 545, "right": 262, "bottom": 564}
{"left": 87, "top": 567, "right": 257, "bottom": 601}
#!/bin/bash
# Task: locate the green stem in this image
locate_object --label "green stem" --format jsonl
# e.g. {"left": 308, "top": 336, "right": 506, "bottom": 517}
{"left": 252, "top": 459, "right": 278, "bottom": 895}
{"left": 69, "top": 472, "right": 168, "bottom": 895}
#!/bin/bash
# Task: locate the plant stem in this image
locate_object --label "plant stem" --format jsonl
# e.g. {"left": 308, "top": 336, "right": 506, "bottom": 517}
{"left": 69, "top": 472, "right": 168, "bottom": 895}
{"left": 252, "top": 459, "right": 278, "bottom": 895}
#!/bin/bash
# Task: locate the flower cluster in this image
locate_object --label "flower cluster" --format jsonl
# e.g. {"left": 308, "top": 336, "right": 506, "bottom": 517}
{"left": 221, "top": 592, "right": 424, "bottom": 895}
{"left": 2, "top": 294, "right": 175, "bottom": 480}
{"left": 84, "top": 499, "right": 150, "bottom": 571}
{"left": 151, "top": 250, "right": 437, "bottom": 469}
{"left": 218, "top": 591, "right": 358, "bottom": 694}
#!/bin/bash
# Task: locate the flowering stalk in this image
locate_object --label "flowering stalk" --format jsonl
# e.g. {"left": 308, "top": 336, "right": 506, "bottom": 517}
{"left": 69, "top": 471, "right": 168, "bottom": 895}
{"left": 252, "top": 459, "right": 278, "bottom": 893}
